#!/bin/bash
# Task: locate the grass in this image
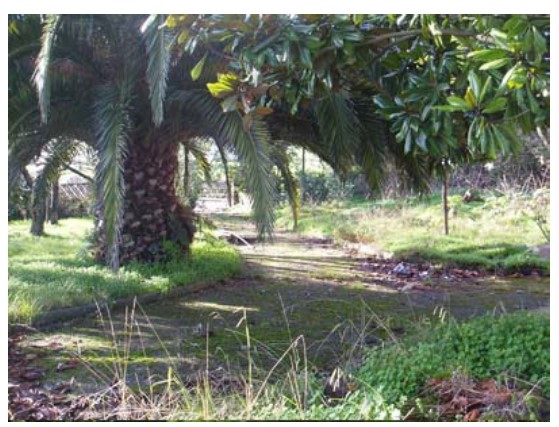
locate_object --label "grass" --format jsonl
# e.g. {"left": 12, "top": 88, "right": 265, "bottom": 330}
{"left": 8, "top": 218, "right": 242, "bottom": 324}
{"left": 277, "top": 191, "right": 549, "bottom": 274}
{"left": 20, "top": 300, "right": 548, "bottom": 421}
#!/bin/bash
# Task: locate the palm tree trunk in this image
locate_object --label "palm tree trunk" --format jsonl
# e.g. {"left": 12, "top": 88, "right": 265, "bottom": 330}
{"left": 97, "top": 138, "right": 195, "bottom": 265}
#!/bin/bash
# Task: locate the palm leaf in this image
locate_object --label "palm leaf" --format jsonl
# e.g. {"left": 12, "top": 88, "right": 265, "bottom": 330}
{"left": 353, "top": 96, "right": 389, "bottom": 194}
{"left": 143, "top": 14, "right": 171, "bottom": 126}
{"left": 270, "top": 143, "right": 300, "bottom": 230}
{"left": 94, "top": 83, "right": 131, "bottom": 272}
{"left": 30, "top": 138, "right": 80, "bottom": 228}
{"left": 170, "top": 90, "right": 276, "bottom": 238}
{"left": 314, "top": 90, "right": 361, "bottom": 177}
{"left": 33, "top": 14, "right": 61, "bottom": 124}
{"left": 186, "top": 138, "right": 213, "bottom": 184}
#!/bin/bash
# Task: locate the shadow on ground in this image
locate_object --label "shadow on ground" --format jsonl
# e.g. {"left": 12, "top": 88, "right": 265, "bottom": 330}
{"left": 21, "top": 217, "right": 550, "bottom": 396}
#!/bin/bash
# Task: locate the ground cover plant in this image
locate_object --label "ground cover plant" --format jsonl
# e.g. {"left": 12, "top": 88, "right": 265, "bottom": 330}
{"left": 8, "top": 218, "right": 242, "bottom": 324}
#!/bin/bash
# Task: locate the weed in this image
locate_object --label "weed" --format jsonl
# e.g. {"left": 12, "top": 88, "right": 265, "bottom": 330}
{"left": 277, "top": 192, "right": 549, "bottom": 274}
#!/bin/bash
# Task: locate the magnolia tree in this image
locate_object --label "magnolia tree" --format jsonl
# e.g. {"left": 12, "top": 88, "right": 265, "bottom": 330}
{"left": 166, "top": 14, "right": 549, "bottom": 234}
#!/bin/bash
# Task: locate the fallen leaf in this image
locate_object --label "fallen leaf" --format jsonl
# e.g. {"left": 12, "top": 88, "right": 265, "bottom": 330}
{"left": 464, "top": 408, "right": 480, "bottom": 421}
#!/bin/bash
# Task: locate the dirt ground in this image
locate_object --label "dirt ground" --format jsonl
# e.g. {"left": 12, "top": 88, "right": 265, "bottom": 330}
{"left": 13, "top": 216, "right": 550, "bottom": 406}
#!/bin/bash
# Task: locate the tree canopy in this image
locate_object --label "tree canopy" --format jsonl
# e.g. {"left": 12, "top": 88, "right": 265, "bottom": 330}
{"left": 8, "top": 14, "right": 550, "bottom": 269}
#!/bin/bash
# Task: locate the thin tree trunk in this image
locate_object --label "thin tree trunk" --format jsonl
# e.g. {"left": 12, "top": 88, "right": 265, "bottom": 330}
{"left": 301, "top": 147, "right": 306, "bottom": 206}
{"left": 217, "top": 143, "right": 232, "bottom": 207}
{"left": 183, "top": 145, "right": 190, "bottom": 202}
{"left": 49, "top": 178, "right": 60, "bottom": 225}
{"left": 442, "top": 164, "right": 449, "bottom": 236}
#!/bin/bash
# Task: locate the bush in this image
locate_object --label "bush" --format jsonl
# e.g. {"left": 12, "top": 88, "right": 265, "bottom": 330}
{"left": 357, "top": 312, "right": 550, "bottom": 403}
{"left": 300, "top": 172, "right": 354, "bottom": 204}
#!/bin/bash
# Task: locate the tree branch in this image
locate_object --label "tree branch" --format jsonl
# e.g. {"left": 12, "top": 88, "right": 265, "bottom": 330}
{"left": 61, "top": 161, "right": 94, "bottom": 182}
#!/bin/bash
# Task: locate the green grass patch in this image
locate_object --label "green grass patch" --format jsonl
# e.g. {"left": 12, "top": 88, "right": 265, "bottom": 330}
{"left": 8, "top": 218, "right": 242, "bottom": 324}
{"left": 277, "top": 192, "right": 549, "bottom": 273}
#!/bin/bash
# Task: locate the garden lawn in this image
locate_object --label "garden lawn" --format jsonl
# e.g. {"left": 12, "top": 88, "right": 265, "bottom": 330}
{"left": 8, "top": 218, "right": 242, "bottom": 324}
{"left": 277, "top": 192, "right": 549, "bottom": 274}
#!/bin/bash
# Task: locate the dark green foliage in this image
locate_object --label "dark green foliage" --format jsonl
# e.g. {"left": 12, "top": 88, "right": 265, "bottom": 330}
{"left": 358, "top": 312, "right": 550, "bottom": 402}
{"left": 300, "top": 171, "right": 355, "bottom": 205}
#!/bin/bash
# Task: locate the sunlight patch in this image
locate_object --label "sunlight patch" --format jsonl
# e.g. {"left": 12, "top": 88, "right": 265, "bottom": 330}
{"left": 181, "top": 301, "right": 259, "bottom": 313}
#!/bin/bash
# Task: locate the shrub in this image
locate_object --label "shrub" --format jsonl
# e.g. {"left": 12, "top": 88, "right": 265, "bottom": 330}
{"left": 357, "top": 312, "right": 550, "bottom": 403}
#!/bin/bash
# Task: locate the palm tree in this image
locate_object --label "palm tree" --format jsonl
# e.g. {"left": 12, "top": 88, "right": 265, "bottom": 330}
{"left": 9, "top": 14, "right": 281, "bottom": 271}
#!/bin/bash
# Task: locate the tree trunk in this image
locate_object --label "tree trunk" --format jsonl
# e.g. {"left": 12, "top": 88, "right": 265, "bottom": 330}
{"left": 217, "top": 143, "right": 233, "bottom": 207}
{"left": 183, "top": 146, "right": 190, "bottom": 202}
{"left": 49, "top": 178, "right": 60, "bottom": 225}
{"left": 30, "top": 196, "right": 46, "bottom": 236}
{"left": 301, "top": 147, "right": 306, "bottom": 206}
{"left": 442, "top": 165, "right": 449, "bottom": 236}
{"left": 96, "top": 138, "right": 195, "bottom": 265}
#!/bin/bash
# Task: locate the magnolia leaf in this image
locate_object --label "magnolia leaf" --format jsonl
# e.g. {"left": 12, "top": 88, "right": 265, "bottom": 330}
{"left": 432, "top": 105, "right": 464, "bottom": 112}
{"left": 468, "top": 49, "right": 510, "bottom": 62}
{"left": 464, "top": 88, "right": 476, "bottom": 108}
{"left": 479, "top": 58, "right": 512, "bottom": 71}
{"left": 190, "top": 53, "right": 207, "bottom": 81}
{"left": 498, "top": 64, "right": 519, "bottom": 93}
{"left": 468, "top": 71, "right": 482, "bottom": 101}
{"left": 447, "top": 96, "right": 470, "bottom": 110}
{"left": 483, "top": 97, "right": 507, "bottom": 114}
{"left": 404, "top": 131, "right": 412, "bottom": 154}
{"left": 207, "top": 73, "right": 239, "bottom": 98}
{"left": 479, "top": 77, "right": 492, "bottom": 104}
{"left": 177, "top": 29, "right": 190, "bottom": 45}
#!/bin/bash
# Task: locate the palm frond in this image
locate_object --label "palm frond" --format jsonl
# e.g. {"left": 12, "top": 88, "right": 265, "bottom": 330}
{"left": 94, "top": 83, "right": 131, "bottom": 272}
{"left": 186, "top": 138, "right": 212, "bottom": 184}
{"left": 353, "top": 97, "right": 389, "bottom": 194}
{"left": 270, "top": 143, "right": 300, "bottom": 230}
{"left": 33, "top": 14, "right": 61, "bottom": 124}
{"left": 143, "top": 14, "right": 171, "bottom": 126}
{"left": 170, "top": 90, "right": 276, "bottom": 238}
{"left": 314, "top": 90, "right": 361, "bottom": 177}
{"left": 31, "top": 138, "right": 80, "bottom": 226}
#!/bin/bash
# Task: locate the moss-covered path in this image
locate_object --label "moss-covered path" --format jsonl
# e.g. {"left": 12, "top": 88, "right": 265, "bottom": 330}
{"left": 19, "top": 216, "right": 549, "bottom": 397}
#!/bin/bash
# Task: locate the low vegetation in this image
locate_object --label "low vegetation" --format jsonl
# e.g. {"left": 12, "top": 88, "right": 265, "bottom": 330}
{"left": 358, "top": 311, "right": 550, "bottom": 409}
{"left": 8, "top": 218, "right": 242, "bottom": 324}
{"left": 277, "top": 191, "right": 549, "bottom": 274}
